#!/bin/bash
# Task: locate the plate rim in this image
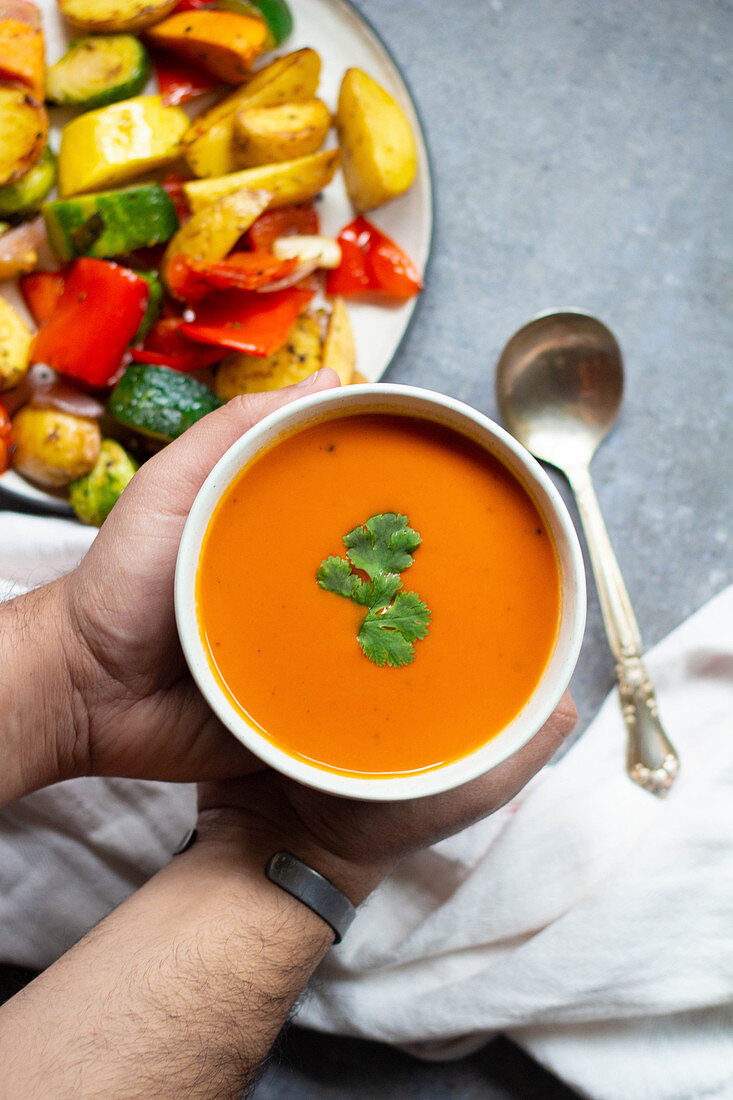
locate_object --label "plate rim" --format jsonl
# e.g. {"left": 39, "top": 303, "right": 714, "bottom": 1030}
{"left": 0, "top": 0, "right": 435, "bottom": 516}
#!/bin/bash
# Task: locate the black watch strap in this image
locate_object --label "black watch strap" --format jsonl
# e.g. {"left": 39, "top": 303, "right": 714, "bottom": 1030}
{"left": 265, "top": 851, "right": 356, "bottom": 944}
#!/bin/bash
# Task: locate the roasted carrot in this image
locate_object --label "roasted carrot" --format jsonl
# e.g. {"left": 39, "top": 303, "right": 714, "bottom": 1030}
{"left": 0, "top": 17, "right": 44, "bottom": 97}
{"left": 146, "top": 11, "right": 267, "bottom": 84}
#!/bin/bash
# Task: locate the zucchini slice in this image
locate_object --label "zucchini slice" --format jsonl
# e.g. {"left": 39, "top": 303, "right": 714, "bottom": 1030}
{"left": 46, "top": 35, "right": 151, "bottom": 110}
{"left": 107, "top": 363, "right": 222, "bottom": 441}
{"left": 43, "top": 183, "right": 179, "bottom": 260}
{"left": 0, "top": 147, "right": 56, "bottom": 217}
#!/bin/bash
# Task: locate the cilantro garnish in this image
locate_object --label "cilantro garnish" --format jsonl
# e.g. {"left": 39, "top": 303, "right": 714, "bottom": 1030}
{"left": 316, "top": 513, "right": 431, "bottom": 668}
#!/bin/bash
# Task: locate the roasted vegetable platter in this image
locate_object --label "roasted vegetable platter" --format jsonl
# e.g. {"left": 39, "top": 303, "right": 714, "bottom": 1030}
{"left": 0, "top": 0, "right": 432, "bottom": 518}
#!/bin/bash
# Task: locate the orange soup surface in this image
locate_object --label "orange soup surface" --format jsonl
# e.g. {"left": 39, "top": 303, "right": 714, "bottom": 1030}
{"left": 197, "top": 413, "right": 561, "bottom": 776}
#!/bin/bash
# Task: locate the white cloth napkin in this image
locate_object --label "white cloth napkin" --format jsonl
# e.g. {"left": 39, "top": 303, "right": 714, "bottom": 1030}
{"left": 1, "top": 512, "right": 731, "bottom": 1100}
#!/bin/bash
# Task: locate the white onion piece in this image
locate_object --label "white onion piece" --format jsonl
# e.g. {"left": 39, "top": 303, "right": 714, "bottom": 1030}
{"left": 272, "top": 234, "right": 342, "bottom": 269}
{"left": 32, "top": 383, "right": 105, "bottom": 419}
{"left": 0, "top": 217, "right": 47, "bottom": 281}
{"left": 4, "top": 364, "right": 104, "bottom": 419}
{"left": 256, "top": 258, "right": 321, "bottom": 293}
{"left": 0, "top": 0, "right": 41, "bottom": 28}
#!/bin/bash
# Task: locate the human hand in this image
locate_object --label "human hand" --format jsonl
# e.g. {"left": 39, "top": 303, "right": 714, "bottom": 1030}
{"left": 55, "top": 369, "right": 341, "bottom": 785}
{"left": 198, "top": 692, "right": 578, "bottom": 903}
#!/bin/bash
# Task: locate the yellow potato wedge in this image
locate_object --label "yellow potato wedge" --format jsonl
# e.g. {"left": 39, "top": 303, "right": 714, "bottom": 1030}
{"left": 184, "top": 149, "right": 339, "bottom": 213}
{"left": 234, "top": 98, "right": 331, "bottom": 167}
{"left": 337, "top": 67, "right": 418, "bottom": 212}
{"left": 321, "top": 297, "right": 354, "bottom": 385}
{"left": 12, "top": 406, "right": 101, "bottom": 488}
{"left": 183, "top": 47, "right": 321, "bottom": 177}
{"left": 214, "top": 312, "right": 322, "bottom": 397}
{"left": 0, "top": 297, "right": 32, "bottom": 392}
{"left": 163, "top": 186, "right": 270, "bottom": 291}
{"left": 146, "top": 10, "right": 266, "bottom": 83}
{"left": 0, "top": 85, "right": 48, "bottom": 186}
{"left": 57, "top": 94, "right": 188, "bottom": 196}
{"left": 59, "top": 0, "right": 178, "bottom": 32}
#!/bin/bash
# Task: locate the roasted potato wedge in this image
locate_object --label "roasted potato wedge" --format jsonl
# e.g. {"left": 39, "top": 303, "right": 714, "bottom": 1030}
{"left": 321, "top": 297, "right": 355, "bottom": 385}
{"left": 59, "top": 0, "right": 178, "bottom": 33}
{"left": 214, "top": 312, "right": 322, "bottom": 396}
{"left": 184, "top": 149, "right": 339, "bottom": 214}
{"left": 0, "top": 85, "right": 48, "bottom": 186}
{"left": 11, "top": 406, "right": 101, "bottom": 488}
{"left": 183, "top": 47, "right": 321, "bottom": 178}
{"left": 0, "top": 297, "right": 32, "bottom": 391}
{"left": 162, "top": 186, "right": 270, "bottom": 292}
{"left": 145, "top": 10, "right": 266, "bottom": 83}
{"left": 234, "top": 98, "right": 331, "bottom": 167}
{"left": 337, "top": 67, "right": 417, "bottom": 212}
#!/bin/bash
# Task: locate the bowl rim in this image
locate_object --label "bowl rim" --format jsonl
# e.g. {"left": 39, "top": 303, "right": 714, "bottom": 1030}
{"left": 174, "top": 383, "right": 586, "bottom": 801}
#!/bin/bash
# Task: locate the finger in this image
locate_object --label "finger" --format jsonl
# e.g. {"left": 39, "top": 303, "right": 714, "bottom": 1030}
{"left": 137, "top": 368, "right": 341, "bottom": 513}
{"left": 411, "top": 690, "right": 578, "bottom": 838}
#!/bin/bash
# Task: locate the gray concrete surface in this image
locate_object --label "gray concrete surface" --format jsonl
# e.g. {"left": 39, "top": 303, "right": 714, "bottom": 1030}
{"left": 1, "top": 1, "right": 730, "bottom": 1096}
{"left": 255, "top": 0, "right": 733, "bottom": 1095}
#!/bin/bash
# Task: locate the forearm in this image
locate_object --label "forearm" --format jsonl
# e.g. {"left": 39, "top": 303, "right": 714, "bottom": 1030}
{"left": 0, "top": 816, "right": 371, "bottom": 1100}
{"left": 0, "top": 578, "right": 84, "bottom": 806}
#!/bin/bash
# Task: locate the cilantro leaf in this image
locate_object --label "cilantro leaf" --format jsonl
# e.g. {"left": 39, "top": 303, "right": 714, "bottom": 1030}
{"left": 379, "top": 590, "right": 431, "bottom": 642}
{"left": 352, "top": 572, "right": 402, "bottom": 610}
{"left": 316, "top": 514, "right": 430, "bottom": 669}
{"left": 316, "top": 556, "right": 359, "bottom": 598}
{"left": 358, "top": 594, "right": 431, "bottom": 668}
{"left": 343, "top": 513, "right": 421, "bottom": 579}
{"left": 358, "top": 615, "right": 417, "bottom": 668}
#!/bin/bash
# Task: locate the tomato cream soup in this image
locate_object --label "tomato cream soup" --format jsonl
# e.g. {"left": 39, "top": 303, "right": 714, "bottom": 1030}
{"left": 196, "top": 413, "right": 561, "bottom": 776}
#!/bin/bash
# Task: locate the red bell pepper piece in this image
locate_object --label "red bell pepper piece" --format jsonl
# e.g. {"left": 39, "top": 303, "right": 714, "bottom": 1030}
{"left": 172, "top": 0, "right": 211, "bottom": 11}
{"left": 245, "top": 203, "right": 320, "bottom": 252}
{"left": 19, "top": 270, "right": 66, "bottom": 326}
{"left": 166, "top": 251, "right": 298, "bottom": 303}
{"left": 161, "top": 172, "right": 191, "bottom": 223}
{"left": 133, "top": 317, "right": 225, "bottom": 371}
{"left": 31, "top": 259, "right": 150, "bottom": 388}
{"left": 180, "top": 285, "right": 314, "bottom": 357}
{"left": 326, "top": 216, "right": 422, "bottom": 301}
{"left": 0, "top": 399, "right": 12, "bottom": 473}
{"left": 153, "top": 49, "right": 220, "bottom": 106}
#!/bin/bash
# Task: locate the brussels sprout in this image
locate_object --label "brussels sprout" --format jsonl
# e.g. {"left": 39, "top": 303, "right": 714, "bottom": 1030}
{"left": 68, "top": 438, "right": 138, "bottom": 525}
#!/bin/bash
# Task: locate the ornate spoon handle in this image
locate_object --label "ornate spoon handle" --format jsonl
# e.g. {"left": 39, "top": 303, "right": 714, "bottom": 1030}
{"left": 566, "top": 465, "right": 680, "bottom": 796}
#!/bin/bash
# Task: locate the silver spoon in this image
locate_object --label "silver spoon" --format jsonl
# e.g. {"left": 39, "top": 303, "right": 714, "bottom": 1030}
{"left": 495, "top": 310, "right": 679, "bottom": 796}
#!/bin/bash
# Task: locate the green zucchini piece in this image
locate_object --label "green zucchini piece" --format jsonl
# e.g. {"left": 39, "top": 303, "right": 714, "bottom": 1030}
{"left": 108, "top": 363, "right": 222, "bottom": 441}
{"left": 69, "top": 439, "right": 138, "bottom": 526}
{"left": 46, "top": 36, "right": 151, "bottom": 110}
{"left": 217, "top": 0, "right": 292, "bottom": 46}
{"left": 0, "top": 148, "right": 56, "bottom": 217}
{"left": 43, "top": 183, "right": 179, "bottom": 261}
{"left": 132, "top": 270, "right": 163, "bottom": 342}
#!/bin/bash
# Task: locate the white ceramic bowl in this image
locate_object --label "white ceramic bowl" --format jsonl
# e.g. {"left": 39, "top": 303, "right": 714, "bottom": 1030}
{"left": 175, "top": 384, "right": 586, "bottom": 801}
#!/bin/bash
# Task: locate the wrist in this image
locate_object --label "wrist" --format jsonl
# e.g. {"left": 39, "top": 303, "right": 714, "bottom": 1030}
{"left": 195, "top": 807, "right": 388, "bottom": 908}
{"left": 0, "top": 578, "right": 90, "bottom": 804}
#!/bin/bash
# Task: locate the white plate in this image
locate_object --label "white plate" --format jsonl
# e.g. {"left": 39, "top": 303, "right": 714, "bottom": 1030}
{"left": 0, "top": 0, "right": 433, "bottom": 512}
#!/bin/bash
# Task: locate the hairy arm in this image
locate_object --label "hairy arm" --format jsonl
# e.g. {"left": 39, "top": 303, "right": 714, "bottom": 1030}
{"left": 0, "top": 580, "right": 85, "bottom": 807}
{"left": 0, "top": 815, "right": 374, "bottom": 1100}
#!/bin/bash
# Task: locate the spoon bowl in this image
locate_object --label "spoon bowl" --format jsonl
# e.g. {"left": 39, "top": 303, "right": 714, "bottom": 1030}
{"left": 496, "top": 310, "right": 624, "bottom": 471}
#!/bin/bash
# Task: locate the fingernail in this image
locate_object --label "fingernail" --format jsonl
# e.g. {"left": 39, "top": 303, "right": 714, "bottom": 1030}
{"left": 295, "top": 369, "right": 322, "bottom": 388}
